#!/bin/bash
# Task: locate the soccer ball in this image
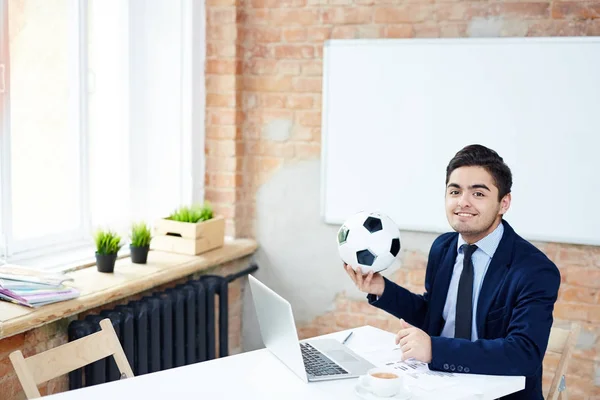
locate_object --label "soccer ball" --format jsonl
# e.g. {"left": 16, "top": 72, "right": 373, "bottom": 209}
{"left": 337, "top": 211, "right": 401, "bottom": 274}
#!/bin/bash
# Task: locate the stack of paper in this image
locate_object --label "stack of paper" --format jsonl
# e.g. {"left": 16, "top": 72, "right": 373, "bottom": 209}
{"left": 0, "top": 264, "right": 80, "bottom": 308}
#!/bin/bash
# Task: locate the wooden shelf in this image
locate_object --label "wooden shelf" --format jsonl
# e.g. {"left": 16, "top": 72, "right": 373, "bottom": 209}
{"left": 0, "top": 238, "right": 258, "bottom": 339}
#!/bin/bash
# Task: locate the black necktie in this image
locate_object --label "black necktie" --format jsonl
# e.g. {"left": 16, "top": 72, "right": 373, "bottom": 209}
{"left": 455, "top": 244, "right": 478, "bottom": 340}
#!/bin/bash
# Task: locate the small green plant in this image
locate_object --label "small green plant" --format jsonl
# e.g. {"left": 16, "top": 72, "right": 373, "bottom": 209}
{"left": 130, "top": 222, "right": 152, "bottom": 248}
{"left": 94, "top": 230, "right": 122, "bottom": 255}
{"left": 167, "top": 201, "right": 214, "bottom": 223}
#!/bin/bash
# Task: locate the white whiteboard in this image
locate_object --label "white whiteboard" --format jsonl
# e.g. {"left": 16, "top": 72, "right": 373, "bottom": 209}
{"left": 321, "top": 37, "right": 600, "bottom": 246}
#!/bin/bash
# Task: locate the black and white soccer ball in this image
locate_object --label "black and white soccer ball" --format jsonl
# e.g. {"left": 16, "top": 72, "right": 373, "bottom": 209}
{"left": 337, "top": 211, "right": 401, "bottom": 274}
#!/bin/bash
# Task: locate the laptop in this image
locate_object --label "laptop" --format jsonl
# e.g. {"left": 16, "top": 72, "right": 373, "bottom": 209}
{"left": 248, "top": 275, "right": 375, "bottom": 383}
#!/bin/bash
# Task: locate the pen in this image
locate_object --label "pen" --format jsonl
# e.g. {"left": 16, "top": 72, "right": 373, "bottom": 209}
{"left": 342, "top": 331, "right": 353, "bottom": 345}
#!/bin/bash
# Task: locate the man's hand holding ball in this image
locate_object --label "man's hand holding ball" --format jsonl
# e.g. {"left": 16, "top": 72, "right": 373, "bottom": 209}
{"left": 343, "top": 263, "right": 385, "bottom": 297}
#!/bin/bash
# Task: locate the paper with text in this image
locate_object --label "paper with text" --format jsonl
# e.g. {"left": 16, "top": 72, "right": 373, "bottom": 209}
{"left": 362, "top": 348, "right": 461, "bottom": 392}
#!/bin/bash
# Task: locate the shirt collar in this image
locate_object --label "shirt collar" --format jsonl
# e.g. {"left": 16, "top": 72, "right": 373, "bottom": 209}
{"left": 457, "top": 222, "right": 504, "bottom": 258}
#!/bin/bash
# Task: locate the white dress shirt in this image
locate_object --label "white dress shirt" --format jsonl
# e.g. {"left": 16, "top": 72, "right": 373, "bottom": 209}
{"left": 440, "top": 222, "right": 504, "bottom": 341}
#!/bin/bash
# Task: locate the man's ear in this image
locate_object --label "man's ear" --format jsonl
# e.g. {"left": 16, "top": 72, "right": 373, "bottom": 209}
{"left": 500, "top": 193, "right": 511, "bottom": 215}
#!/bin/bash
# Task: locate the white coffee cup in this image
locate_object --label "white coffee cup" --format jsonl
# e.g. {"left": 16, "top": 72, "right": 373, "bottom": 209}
{"left": 359, "top": 367, "right": 405, "bottom": 397}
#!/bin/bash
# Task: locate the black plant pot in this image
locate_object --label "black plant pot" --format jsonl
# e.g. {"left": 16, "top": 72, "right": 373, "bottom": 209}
{"left": 130, "top": 245, "right": 149, "bottom": 264}
{"left": 96, "top": 252, "right": 118, "bottom": 273}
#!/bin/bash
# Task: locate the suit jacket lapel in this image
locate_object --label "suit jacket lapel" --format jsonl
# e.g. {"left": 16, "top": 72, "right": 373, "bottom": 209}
{"left": 429, "top": 235, "right": 458, "bottom": 336}
{"left": 476, "top": 220, "right": 515, "bottom": 338}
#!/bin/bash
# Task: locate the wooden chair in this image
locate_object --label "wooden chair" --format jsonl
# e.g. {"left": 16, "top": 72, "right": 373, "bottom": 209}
{"left": 10, "top": 318, "right": 134, "bottom": 399}
{"left": 546, "top": 322, "right": 580, "bottom": 400}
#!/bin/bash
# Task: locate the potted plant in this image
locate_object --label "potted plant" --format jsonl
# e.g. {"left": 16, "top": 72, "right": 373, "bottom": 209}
{"left": 94, "top": 229, "right": 122, "bottom": 273}
{"left": 152, "top": 201, "right": 225, "bottom": 255}
{"left": 130, "top": 222, "right": 152, "bottom": 264}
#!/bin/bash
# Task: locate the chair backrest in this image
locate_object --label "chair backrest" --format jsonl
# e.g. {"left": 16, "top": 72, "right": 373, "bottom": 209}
{"left": 10, "top": 318, "right": 134, "bottom": 399}
{"left": 546, "top": 322, "right": 580, "bottom": 400}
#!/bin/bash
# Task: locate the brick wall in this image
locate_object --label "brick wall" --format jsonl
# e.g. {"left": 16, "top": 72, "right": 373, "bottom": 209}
{"left": 204, "top": 1, "right": 600, "bottom": 399}
{"left": 205, "top": 0, "right": 600, "bottom": 239}
{"left": 0, "top": 257, "right": 251, "bottom": 400}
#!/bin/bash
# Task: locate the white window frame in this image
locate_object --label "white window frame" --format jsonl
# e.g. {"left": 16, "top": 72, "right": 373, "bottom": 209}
{"left": 0, "top": 0, "right": 8, "bottom": 260}
{"left": 183, "top": 0, "right": 207, "bottom": 205}
{"left": 0, "top": 0, "right": 205, "bottom": 270}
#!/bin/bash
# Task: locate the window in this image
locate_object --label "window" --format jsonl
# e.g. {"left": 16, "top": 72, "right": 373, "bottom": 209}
{"left": 0, "top": 0, "right": 205, "bottom": 269}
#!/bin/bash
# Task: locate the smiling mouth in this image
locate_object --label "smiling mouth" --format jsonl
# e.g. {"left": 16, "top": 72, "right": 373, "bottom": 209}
{"left": 455, "top": 212, "right": 477, "bottom": 217}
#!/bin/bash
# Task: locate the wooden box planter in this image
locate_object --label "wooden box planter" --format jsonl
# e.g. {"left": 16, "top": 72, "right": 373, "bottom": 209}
{"left": 151, "top": 215, "right": 225, "bottom": 255}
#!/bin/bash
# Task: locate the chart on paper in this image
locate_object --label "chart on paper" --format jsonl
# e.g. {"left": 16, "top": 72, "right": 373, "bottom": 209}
{"left": 384, "top": 359, "right": 460, "bottom": 391}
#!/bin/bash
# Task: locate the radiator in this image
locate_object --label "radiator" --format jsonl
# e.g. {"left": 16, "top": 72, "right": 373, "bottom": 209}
{"left": 67, "top": 264, "right": 257, "bottom": 389}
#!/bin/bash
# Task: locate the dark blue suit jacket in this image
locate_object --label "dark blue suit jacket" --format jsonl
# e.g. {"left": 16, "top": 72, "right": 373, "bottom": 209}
{"left": 368, "top": 220, "right": 560, "bottom": 400}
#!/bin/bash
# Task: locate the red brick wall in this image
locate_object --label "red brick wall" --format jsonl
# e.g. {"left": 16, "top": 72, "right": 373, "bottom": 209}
{"left": 0, "top": 257, "right": 250, "bottom": 400}
{"left": 204, "top": 1, "right": 600, "bottom": 399}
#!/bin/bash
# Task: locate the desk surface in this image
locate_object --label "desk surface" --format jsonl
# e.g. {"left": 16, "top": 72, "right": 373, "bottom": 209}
{"left": 44, "top": 326, "right": 525, "bottom": 400}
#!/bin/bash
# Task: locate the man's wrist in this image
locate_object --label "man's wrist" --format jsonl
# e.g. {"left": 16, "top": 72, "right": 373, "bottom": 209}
{"left": 367, "top": 281, "right": 385, "bottom": 302}
{"left": 373, "top": 277, "right": 386, "bottom": 297}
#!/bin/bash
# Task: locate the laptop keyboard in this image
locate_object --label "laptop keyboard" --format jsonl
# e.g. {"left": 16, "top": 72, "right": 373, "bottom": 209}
{"left": 300, "top": 343, "right": 349, "bottom": 377}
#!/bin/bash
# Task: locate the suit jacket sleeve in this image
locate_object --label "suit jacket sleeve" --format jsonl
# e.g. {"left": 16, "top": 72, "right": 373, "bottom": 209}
{"left": 429, "top": 258, "right": 560, "bottom": 376}
{"left": 367, "top": 239, "right": 443, "bottom": 330}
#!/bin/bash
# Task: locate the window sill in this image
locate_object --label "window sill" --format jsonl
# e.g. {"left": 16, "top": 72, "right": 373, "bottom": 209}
{"left": 0, "top": 238, "right": 258, "bottom": 340}
{"left": 4, "top": 243, "right": 132, "bottom": 273}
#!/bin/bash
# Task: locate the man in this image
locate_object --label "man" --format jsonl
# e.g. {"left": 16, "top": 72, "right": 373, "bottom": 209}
{"left": 345, "top": 144, "right": 560, "bottom": 400}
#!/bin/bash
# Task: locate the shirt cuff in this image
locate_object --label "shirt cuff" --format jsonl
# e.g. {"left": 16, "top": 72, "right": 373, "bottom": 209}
{"left": 366, "top": 293, "right": 380, "bottom": 303}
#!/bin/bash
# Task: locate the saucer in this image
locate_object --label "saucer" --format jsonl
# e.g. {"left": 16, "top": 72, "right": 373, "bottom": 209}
{"left": 354, "top": 378, "right": 411, "bottom": 400}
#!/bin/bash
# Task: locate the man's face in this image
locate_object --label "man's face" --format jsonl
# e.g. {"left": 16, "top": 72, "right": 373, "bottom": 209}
{"left": 445, "top": 166, "right": 511, "bottom": 243}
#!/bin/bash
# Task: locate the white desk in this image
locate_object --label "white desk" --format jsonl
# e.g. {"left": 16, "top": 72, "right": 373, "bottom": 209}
{"left": 44, "top": 326, "right": 525, "bottom": 400}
